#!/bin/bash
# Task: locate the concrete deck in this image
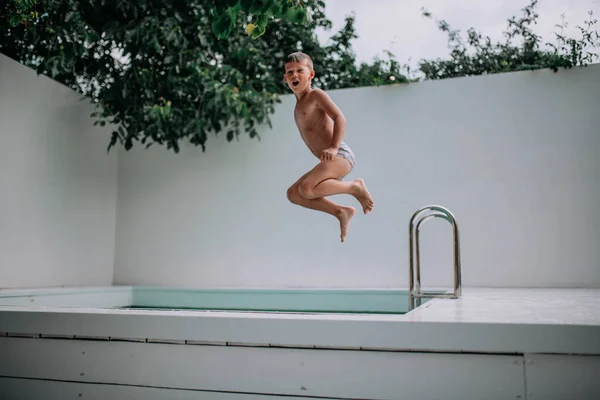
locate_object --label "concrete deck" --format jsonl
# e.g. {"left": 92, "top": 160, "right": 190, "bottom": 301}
{"left": 1, "top": 288, "right": 599, "bottom": 355}
{"left": 405, "top": 288, "right": 600, "bottom": 325}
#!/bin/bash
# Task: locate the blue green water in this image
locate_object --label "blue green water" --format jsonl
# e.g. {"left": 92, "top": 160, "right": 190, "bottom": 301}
{"left": 130, "top": 287, "right": 412, "bottom": 314}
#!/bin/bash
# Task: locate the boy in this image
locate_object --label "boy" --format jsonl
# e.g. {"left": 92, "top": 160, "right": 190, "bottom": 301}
{"left": 283, "top": 52, "right": 374, "bottom": 242}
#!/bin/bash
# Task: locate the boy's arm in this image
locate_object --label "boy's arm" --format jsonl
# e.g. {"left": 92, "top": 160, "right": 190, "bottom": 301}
{"left": 313, "top": 89, "right": 346, "bottom": 149}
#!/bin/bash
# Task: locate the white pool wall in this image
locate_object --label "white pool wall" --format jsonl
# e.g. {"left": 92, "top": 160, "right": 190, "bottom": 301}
{"left": 1, "top": 52, "right": 599, "bottom": 290}
{"left": 0, "top": 55, "right": 118, "bottom": 289}
{"left": 113, "top": 64, "right": 600, "bottom": 289}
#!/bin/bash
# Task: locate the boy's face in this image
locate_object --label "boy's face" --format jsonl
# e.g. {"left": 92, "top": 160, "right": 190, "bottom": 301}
{"left": 283, "top": 60, "right": 315, "bottom": 94}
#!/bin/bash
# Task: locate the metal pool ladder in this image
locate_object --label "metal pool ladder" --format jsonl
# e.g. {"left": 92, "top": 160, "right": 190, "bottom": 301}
{"left": 408, "top": 205, "right": 462, "bottom": 310}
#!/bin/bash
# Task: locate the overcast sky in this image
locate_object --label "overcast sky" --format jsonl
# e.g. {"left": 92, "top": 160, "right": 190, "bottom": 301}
{"left": 315, "top": 0, "right": 598, "bottom": 70}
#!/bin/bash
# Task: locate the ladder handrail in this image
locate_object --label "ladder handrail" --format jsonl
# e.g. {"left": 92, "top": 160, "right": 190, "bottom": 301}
{"left": 408, "top": 205, "right": 462, "bottom": 310}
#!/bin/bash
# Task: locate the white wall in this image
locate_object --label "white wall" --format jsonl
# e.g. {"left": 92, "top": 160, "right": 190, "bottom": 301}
{"left": 0, "top": 54, "right": 118, "bottom": 289}
{"left": 111, "top": 65, "right": 599, "bottom": 289}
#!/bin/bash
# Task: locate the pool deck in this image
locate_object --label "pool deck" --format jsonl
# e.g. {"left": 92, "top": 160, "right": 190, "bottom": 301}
{"left": 1, "top": 287, "right": 599, "bottom": 400}
{"left": 404, "top": 287, "right": 600, "bottom": 325}
{"left": 1, "top": 287, "right": 599, "bottom": 356}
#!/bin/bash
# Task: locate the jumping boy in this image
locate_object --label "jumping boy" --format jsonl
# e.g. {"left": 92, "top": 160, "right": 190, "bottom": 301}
{"left": 283, "top": 52, "right": 374, "bottom": 242}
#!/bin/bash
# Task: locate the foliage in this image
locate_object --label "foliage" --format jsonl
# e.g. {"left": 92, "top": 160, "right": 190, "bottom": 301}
{"left": 210, "top": 0, "right": 309, "bottom": 40}
{"left": 1, "top": 0, "right": 308, "bottom": 38}
{"left": 0, "top": 0, "right": 407, "bottom": 153}
{"left": 1, "top": 0, "right": 41, "bottom": 27}
{"left": 418, "top": 0, "right": 600, "bottom": 80}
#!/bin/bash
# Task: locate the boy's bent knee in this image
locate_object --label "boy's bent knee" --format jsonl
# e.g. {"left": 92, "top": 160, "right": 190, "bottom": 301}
{"left": 287, "top": 186, "right": 301, "bottom": 204}
{"left": 298, "top": 180, "right": 316, "bottom": 199}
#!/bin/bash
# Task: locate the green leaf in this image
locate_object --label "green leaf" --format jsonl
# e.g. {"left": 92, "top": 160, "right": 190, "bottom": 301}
{"left": 285, "top": 6, "right": 306, "bottom": 24}
{"left": 249, "top": 0, "right": 271, "bottom": 14}
{"left": 9, "top": 15, "right": 21, "bottom": 26}
{"left": 211, "top": 10, "right": 234, "bottom": 39}
{"left": 250, "top": 14, "right": 269, "bottom": 39}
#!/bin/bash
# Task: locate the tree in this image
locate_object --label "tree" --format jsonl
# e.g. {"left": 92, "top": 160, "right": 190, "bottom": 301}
{"left": 418, "top": 0, "right": 600, "bottom": 80}
{"left": 1, "top": 0, "right": 308, "bottom": 39}
{"left": 0, "top": 0, "right": 408, "bottom": 153}
{"left": 1, "top": 0, "right": 41, "bottom": 27}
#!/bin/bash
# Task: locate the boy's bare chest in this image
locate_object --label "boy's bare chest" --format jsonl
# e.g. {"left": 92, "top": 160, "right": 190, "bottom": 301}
{"left": 294, "top": 103, "right": 328, "bottom": 131}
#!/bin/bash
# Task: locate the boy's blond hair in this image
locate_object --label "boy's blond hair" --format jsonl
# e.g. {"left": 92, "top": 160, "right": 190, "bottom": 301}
{"left": 285, "top": 52, "right": 313, "bottom": 70}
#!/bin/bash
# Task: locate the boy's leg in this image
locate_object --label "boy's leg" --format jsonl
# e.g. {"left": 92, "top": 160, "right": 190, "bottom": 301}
{"left": 287, "top": 172, "right": 356, "bottom": 242}
{"left": 297, "top": 157, "right": 374, "bottom": 214}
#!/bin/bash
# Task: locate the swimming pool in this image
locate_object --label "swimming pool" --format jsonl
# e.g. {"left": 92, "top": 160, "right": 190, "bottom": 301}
{"left": 1, "top": 203, "right": 598, "bottom": 398}
{"left": 0, "top": 285, "right": 419, "bottom": 314}
{"left": 1, "top": 286, "right": 599, "bottom": 399}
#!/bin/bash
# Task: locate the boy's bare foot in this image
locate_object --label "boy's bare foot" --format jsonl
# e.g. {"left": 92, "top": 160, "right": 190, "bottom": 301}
{"left": 336, "top": 206, "right": 356, "bottom": 242}
{"left": 351, "top": 178, "right": 374, "bottom": 214}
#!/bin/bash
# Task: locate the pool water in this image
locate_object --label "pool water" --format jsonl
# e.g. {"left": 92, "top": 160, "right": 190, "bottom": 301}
{"left": 128, "top": 287, "right": 413, "bottom": 314}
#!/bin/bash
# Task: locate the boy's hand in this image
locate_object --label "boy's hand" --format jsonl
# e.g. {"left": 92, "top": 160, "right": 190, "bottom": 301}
{"left": 321, "top": 146, "right": 338, "bottom": 161}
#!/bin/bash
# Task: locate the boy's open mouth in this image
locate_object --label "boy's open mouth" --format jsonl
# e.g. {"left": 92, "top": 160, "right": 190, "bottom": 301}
{"left": 292, "top": 80, "right": 299, "bottom": 87}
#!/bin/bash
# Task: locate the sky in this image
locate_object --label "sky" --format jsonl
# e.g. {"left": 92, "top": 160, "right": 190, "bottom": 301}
{"left": 315, "top": 0, "right": 599, "bottom": 71}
